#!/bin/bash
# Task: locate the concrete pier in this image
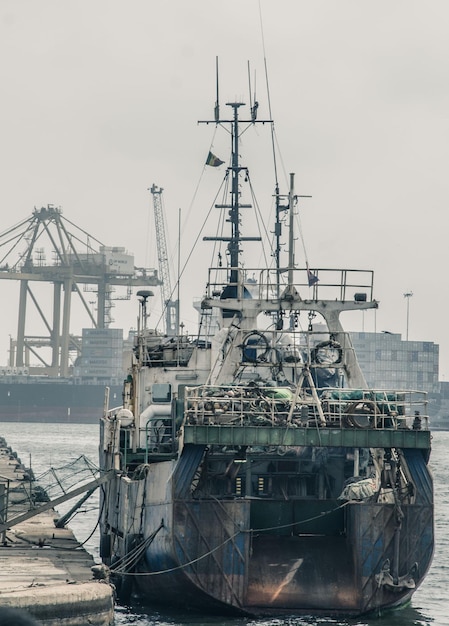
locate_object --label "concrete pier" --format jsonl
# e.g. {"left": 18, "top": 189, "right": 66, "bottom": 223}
{"left": 0, "top": 437, "right": 114, "bottom": 625}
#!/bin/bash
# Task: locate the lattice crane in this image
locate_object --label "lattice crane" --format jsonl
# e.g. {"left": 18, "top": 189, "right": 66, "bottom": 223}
{"left": 149, "top": 185, "right": 179, "bottom": 336}
{"left": 0, "top": 205, "right": 159, "bottom": 376}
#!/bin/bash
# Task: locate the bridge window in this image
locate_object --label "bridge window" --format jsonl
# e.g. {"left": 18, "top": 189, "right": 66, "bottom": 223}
{"left": 152, "top": 383, "right": 171, "bottom": 402}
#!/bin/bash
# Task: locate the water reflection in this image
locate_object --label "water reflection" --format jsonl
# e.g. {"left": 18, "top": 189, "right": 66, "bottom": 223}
{"left": 114, "top": 601, "right": 434, "bottom": 626}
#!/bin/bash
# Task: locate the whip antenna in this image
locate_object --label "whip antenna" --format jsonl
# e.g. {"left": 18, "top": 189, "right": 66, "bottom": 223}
{"left": 214, "top": 56, "right": 220, "bottom": 123}
{"left": 248, "top": 61, "right": 258, "bottom": 122}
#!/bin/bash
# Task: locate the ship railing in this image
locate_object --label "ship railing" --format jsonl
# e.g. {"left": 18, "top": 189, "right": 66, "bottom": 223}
{"left": 144, "top": 416, "right": 175, "bottom": 460}
{"left": 203, "top": 266, "right": 375, "bottom": 303}
{"left": 184, "top": 384, "right": 429, "bottom": 431}
{"left": 135, "top": 334, "right": 205, "bottom": 367}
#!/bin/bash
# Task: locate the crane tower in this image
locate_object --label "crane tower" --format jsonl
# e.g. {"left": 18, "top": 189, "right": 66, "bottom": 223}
{"left": 149, "top": 185, "right": 179, "bottom": 336}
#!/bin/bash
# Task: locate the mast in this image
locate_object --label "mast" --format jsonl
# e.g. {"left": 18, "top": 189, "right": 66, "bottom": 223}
{"left": 229, "top": 102, "right": 244, "bottom": 285}
{"left": 288, "top": 172, "right": 295, "bottom": 290}
{"left": 200, "top": 101, "right": 271, "bottom": 288}
{"left": 274, "top": 183, "right": 281, "bottom": 280}
{"left": 273, "top": 182, "right": 285, "bottom": 328}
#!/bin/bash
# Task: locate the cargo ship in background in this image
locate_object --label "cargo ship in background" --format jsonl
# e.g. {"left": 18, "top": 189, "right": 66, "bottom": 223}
{"left": 0, "top": 375, "right": 122, "bottom": 423}
{"left": 98, "top": 79, "right": 434, "bottom": 616}
{"left": 0, "top": 328, "right": 127, "bottom": 422}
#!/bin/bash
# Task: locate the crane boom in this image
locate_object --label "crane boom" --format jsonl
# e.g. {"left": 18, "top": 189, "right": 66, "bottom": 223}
{"left": 149, "top": 185, "right": 179, "bottom": 335}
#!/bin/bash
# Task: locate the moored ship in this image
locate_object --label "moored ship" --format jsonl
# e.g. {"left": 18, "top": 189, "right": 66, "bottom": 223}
{"left": 0, "top": 326, "right": 125, "bottom": 422}
{"left": 98, "top": 83, "right": 434, "bottom": 616}
{"left": 0, "top": 371, "right": 122, "bottom": 422}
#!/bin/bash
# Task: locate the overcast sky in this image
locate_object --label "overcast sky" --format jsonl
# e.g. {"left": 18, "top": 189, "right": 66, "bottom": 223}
{"left": 1, "top": 1, "right": 449, "bottom": 377}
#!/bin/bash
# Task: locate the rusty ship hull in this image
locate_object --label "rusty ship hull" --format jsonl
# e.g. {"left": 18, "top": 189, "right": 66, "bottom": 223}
{"left": 98, "top": 86, "right": 434, "bottom": 616}
{"left": 101, "top": 438, "right": 433, "bottom": 616}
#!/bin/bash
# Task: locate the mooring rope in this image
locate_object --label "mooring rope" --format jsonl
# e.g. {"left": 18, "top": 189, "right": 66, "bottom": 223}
{"left": 114, "top": 500, "right": 350, "bottom": 577}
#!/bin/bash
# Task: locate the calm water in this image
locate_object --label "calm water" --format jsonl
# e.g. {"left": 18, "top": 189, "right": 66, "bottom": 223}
{"left": 1, "top": 422, "right": 446, "bottom": 626}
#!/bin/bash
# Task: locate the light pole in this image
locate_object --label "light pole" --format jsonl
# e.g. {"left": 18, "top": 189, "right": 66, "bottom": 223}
{"left": 403, "top": 292, "right": 413, "bottom": 341}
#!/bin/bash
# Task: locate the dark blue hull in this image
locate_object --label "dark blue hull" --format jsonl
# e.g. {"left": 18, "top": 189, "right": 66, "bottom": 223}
{"left": 0, "top": 379, "right": 123, "bottom": 422}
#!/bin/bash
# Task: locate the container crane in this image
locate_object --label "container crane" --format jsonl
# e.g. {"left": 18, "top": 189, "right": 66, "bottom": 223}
{"left": 0, "top": 205, "right": 159, "bottom": 376}
{"left": 149, "top": 185, "right": 179, "bottom": 336}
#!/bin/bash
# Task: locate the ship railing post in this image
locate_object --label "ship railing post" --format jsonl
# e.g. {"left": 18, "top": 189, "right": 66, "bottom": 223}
{"left": 113, "top": 419, "right": 121, "bottom": 471}
{"left": 103, "top": 386, "right": 110, "bottom": 418}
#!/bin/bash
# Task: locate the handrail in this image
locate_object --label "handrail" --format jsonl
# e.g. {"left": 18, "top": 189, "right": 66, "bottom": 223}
{"left": 204, "top": 266, "right": 375, "bottom": 302}
{"left": 185, "top": 384, "right": 429, "bottom": 431}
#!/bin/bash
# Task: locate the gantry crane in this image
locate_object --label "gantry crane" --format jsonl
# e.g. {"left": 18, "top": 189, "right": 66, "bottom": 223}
{"left": 0, "top": 205, "right": 160, "bottom": 376}
{"left": 149, "top": 185, "right": 179, "bottom": 336}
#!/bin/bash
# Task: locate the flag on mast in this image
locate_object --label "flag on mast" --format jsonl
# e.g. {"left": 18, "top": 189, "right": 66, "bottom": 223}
{"left": 206, "top": 151, "right": 225, "bottom": 167}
